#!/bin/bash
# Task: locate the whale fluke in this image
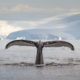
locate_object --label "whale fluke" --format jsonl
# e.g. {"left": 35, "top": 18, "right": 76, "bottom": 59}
{"left": 43, "top": 41, "right": 74, "bottom": 50}
{"left": 5, "top": 40, "right": 36, "bottom": 49}
{"left": 5, "top": 40, "right": 75, "bottom": 65}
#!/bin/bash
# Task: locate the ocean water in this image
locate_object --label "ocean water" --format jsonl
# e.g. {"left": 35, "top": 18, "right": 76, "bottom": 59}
{"left": 0, "top": 65, "right": 80, "bottom": 80}
{"left": 0, "top": 39, "right": 80, "bottom": 65}
{"left": 0, "top": 39, "right": 80, "bottom": 80}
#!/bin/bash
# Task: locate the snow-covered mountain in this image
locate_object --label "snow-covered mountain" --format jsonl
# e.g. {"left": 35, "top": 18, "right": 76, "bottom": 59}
{"left": 7, "top": 29, "right": 58, "bottom": 40}
{"left": 7, "top": 29, "right": 75, "bottom": 40}
{"left": 6, "top": 14, "right": 80, "bottom": 40}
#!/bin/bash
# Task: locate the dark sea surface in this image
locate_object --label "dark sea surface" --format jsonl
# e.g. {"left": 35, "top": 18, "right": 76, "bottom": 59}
{"left": 0, "top": 65, "right": 80, "bottom": 80}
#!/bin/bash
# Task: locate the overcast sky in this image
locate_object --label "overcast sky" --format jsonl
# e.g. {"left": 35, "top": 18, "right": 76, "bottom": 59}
{"left": 0, "top": 0, "right": 80, "bottom": 37}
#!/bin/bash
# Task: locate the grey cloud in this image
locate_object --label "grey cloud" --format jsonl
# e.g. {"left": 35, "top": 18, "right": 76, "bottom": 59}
{"left": 0, "top": 0, "right": 80, "bottom": 9}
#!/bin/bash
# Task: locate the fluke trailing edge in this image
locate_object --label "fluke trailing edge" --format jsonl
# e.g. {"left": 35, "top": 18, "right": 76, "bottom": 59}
{"left": 5, "top": 40, "right": 75, "bottom": 65}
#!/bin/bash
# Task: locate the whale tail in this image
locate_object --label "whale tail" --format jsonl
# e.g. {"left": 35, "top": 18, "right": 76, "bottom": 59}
{"left": 43, "top": 41, "right": 74, "bottom": 50}
{"left": 5, "top": 40, "right": 74, "bottom": 50}
{"left": 5, "top": 40, "right": 37, "bottom": 49}
{"left": 5, "top": 40, "right": 74, "bottom": 65}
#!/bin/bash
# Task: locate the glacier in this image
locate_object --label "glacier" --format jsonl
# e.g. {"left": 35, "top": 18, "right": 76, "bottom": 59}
{"left": 7, "top": 29, "right": 76, "bottom": 40}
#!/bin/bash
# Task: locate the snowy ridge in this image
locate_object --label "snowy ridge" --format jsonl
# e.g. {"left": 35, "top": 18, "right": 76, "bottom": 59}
{"left": 7, "top": 29, "right": 75, "bottom": 40}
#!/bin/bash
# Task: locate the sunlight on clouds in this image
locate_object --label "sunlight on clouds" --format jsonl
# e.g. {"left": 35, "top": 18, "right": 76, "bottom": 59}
{"left": 11, "top": 21, "right": 38, "bottom": 29}
{"left": 9, "top": 12, "right": 79, "bottom": 30}
{"left": 0, "top": 4, "right": 80, "bottom": 13}
{"left": 35, "top": 12, "right": 80, "bottom": 26}
{"left": 11, "top": 16, "right": 62, "bottom": 29}
{"left": 0, "top": 12, "right": 79, "bottom": 36}
{"left": 11, "top": 4, "right": 30, "bottom": 12}
{"left": 0, "top": 4, "right": 63, "bottom": 13}
{"left": 69, "top": 9, "right": 80, "bottom": 13}
{"left": 10, "top": 4, "right": 63, "bottom": 12}
{"left": 55, "top": 25, "right": 66, "bottom": 29}
{"left": 0, "top": 21, "right": 22, "bottom": 36}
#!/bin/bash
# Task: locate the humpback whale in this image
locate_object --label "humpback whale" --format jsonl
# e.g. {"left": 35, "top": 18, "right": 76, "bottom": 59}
{"left": 5, "top": 40, "right": 74, "bottom": 65}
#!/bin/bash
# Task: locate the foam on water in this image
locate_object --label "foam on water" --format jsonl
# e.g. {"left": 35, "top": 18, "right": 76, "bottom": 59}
{"left": 0, "top": 39, "right": 80, "bottom": 66}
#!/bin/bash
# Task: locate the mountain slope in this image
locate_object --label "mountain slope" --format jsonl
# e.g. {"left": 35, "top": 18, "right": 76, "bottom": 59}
{"left": 7, "top": 29, "right": 58, "bottom": 40}
{"left": 7, "top": 29, "right": 75, "bottom": 40}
